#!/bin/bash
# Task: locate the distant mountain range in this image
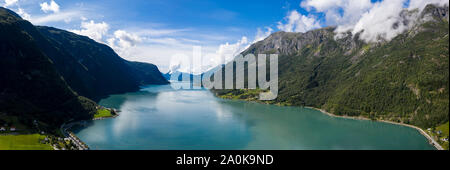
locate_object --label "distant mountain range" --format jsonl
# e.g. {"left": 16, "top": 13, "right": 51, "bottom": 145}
{"left": 213, "top": 4, "right": 449, "bottom": 129}
{"left": 163, "top": 65, "right": 223, "bottom": 83}
{"left": 0, "top": 7, "right": 168, "bottom": 129}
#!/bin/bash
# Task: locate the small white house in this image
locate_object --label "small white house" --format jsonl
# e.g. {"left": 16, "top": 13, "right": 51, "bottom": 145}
{"left": 0, "top": 127, "right": 5, "bottom": 131}
{"left": 10, "top": 126, "right": 16, "bottom": 131}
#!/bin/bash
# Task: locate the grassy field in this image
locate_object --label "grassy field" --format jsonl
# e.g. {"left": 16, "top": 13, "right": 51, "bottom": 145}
{"left": 436, "top": 122, "right": 449, "bottom": 137}
{"left": 0, "top": 134, "right": 53, "bottom": 150}
{"left": 435, "top": 122, "right": 449, "bottom": 150}
{"left": 94, "top": 109, "right": 114, "bottom": 119}
{"left": 425, "top": 122, "right": 449, "bottom": 150}
{"left": 0, "top": 114, "right": 29, "bottom": 131}
{"left": 217, "top": 89, "right": 267, "bottom": 101}
{"left": 215, "top": 89, "right": 291, "bottom": 106}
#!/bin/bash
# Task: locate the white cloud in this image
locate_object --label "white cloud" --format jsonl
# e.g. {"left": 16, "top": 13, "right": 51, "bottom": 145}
{"left": 115, "top": 27, "right": 271, "bottom": 74}
{"left": 300, "top": 0, "right": 449, "bottom": 42}
{"left": 114, "top": 38, "right": 213, "bottom": 74}
{"left": 408, "top": 0, "right": 449, "bottom": 11}
{"left": 103, "top": 28, "right": 207, "bottom": 73}
{"left": 30, "top": 11, "right": 82, "bottom": 24}
{"left": 165, "top": 36, "right": 252, "bottom": 74}
{"left": 105, "top": 26, "right": 274, "bottom": 74}
{"left": 3, "top": 0, "right": 18, "bottom": 7}
{"left": 107, "top": 30, "right": 143, "bottom": 58}
{"left": 70, "top": 20, "right": 109, "bottom": 42}
{"left": 187, "top": 27, "right": 274, "bottom": 73}
{"left": 214, "top": 36, "right": 249, "bottom": 64}
{"left": 133, "top": 28, "right": 190, "bottom": 37}
{"left": 348, "top": 0, "right": 449, "bottom": 42}
{"left": 301, "top": 0, "right": 341, "bottom": 11}
{"left": 7, "top": 0, "right": 446, "bottom": 74}
{"left": 5, "top": 0, "right": 83, "bottom": 25}
{"left": 350, "top": 0, "right": 411, "bottom": 42}
{"left": 164, "top": 26, "right": 276, "bottom": 73}
{"left": 40, "top": 0, "right": 60, "bottom": 13}
{"left": 301, "top": 0, "right": 373, "bottom": 32}
{"left": 17, "top": 8, "right": 30, "bottom": 20}
{"left": 277, "top": 10, "right": 321, "bottom": 33}
{"left": 254, "top": 27, "right": 273, "bottom": 43}
{"left": 126, "top": 35, "right": 251, "bottom": 74}
{"left": 113, "top": 30, "right": 142, "bottom": 48}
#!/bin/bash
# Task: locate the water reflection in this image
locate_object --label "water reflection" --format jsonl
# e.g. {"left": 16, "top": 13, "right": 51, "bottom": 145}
{"left": 74, "top": 83, "right": 435, "bottom": 150}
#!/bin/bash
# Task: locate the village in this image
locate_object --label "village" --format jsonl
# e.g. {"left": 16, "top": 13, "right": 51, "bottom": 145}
{"left": 426, "top": 122, "right": 449, "bottom": 150}
{"left": 59, "top": 121, "right": 90, "bottom": 150}
{"left": 0, "top": 106, "right": 119, "bottom": 150}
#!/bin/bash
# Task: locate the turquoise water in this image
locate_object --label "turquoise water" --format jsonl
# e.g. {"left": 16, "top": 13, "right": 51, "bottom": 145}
{"left": 74, "top": 84, "right": 435, "bottom": 150}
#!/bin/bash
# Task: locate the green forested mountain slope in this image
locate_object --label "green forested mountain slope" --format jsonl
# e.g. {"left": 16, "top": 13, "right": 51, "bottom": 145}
{"left": 126, "top": 61, "right": 169, "bottom": 86}
{"left": 36, "top": 26, "right": 168, "bottom": 101}
{"left": 214, "top": 4, "right": 449, "bottom": 129}
{"left": 0, "top": 7, "right": 168, "bottom": 130}
{"left": 0, "top": 8, "right": 97, "bottom": 128}
{"left": 1, "top": 7, "right": 168, "bottom": 102}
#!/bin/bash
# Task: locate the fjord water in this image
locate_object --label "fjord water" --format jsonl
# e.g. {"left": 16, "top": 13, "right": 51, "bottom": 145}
{"left": 75, "top": 83, "right": 434, "bottom": 150}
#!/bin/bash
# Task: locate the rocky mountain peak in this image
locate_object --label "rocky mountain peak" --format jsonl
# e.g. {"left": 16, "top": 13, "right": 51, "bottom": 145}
{"left": 242, "top": 27, "right": 339, "bottom": 56}
{"left": 420, "top": 4, "right": 449, "bottom": 22}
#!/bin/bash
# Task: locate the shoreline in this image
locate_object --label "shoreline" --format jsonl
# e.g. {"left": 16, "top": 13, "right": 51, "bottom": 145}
{"left": 307, "top": 107, "right": 444, "bottom": 150}
{"left": 219, "top": 96, "right": 445, "bottom": 150}
{"left": 218, "top": 96, "right": 446, "bottom": 150}
{"left": 60, "top": 121, "right": 90, "bottom": 150}
{"left": 60, "top": 111, "right": 120, "bottom": 150}
{"left": 65, "top": 95, "right": 445, "bottom": 150}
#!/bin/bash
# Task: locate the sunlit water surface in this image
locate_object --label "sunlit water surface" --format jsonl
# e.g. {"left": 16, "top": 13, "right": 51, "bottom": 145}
{"left": 74, "top": 84, "right": 434, "bottom": 150}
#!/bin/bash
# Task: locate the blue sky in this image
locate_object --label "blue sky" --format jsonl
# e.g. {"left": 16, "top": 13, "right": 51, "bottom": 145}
{"left": 3, "top": 0, "right": 306, "bottom": 72}
{"left": 13, "top": 0, "right": 309, "bottom": 42}
{"left": 3, "top": 0, "right": 448, "bottom": 73}
{"left": 40, "top": 0, "right": 297, "bottom": 36}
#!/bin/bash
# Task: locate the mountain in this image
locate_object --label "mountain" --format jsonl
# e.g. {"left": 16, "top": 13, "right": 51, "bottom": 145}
{"left": 0, "top": 8, "right": 97, "bottom": 128}
{"left": 213, "top": 4, "right": 449, "bottom": 129}
{"left": 36, "top": 26, "right": 168, "bottom": 101}
{"left": 126, "top": 61, "right": 169, "bottom": 85}
{"left": 0, "top": 7, "right": 168, "bottom": 130}
{"left": 163, "top": 71, "right": 194, "bottom": 82}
